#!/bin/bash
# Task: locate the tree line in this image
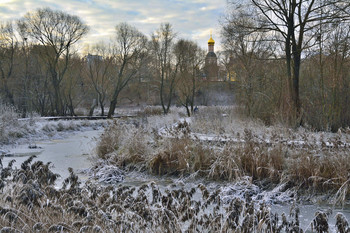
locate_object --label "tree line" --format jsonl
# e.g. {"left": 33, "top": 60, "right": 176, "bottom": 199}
{"left": 3, "top": 2, "right": 350, "bottom": 131}
{"left": 221, "top": 0, "right": 350, "bottom": 131}
{"left": 0, "top": 8, "right": 206, "bottom": 118}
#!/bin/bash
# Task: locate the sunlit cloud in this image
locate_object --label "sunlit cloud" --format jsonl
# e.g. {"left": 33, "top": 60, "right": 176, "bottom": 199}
{"left": 0, "top": 0, "right": 226, "bottom": 52}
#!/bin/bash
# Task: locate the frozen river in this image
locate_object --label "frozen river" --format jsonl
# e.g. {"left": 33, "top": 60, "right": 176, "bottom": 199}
{"left": 2, "top": 128, "right": 103, "bottom": 187}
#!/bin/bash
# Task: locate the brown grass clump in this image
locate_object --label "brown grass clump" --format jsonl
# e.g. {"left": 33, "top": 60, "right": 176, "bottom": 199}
{"left": 149, "top": 137, "right": 214, "bottom": 176}
{"left": 208, "top": 139, "right": 286, "bottom": 182}
{"left": 288, "top": 152, "right": 350, "bottom": 193}
{"left": 208, "top": 129, "right": 285, "bottom": 182}
{"left": 97, "top": 120, "right": 152, "bottom": 169}
{"left": 96, "top": 121, "right": 124, "bottom": 160}
{"left": 98, "top": 121, "right": 287, "bottom": 183}
{"left": 209, "top": 144, "right": 242, "bottom": 181}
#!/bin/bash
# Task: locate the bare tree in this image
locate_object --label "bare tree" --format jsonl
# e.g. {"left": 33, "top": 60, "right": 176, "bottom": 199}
{"left": 151, "top": 23, "right": 178, "bottom": 114}
{"left": 322, "top": 23, "right": 350, "bottom": 130}
{"left": 227, "top": 0, "right": 350, "bottom": 124}
{"left": 222, "top": 10, "right": 275, "bottom": 119}
{"left": 25, "top": 44, "right": 54, "bottom": 116}
{"left": 18, "top": 8, "right": 89, "bottom": 115}
{"left": 0, "top": 22, "right": 18, "bottom": 105}
{"left": 218, "top": 50, "right": 235, "bottom": 82}
{"left": 83, "top": 44, "right": 113, "bottom": 116}
{"left": 174, "top": 39, "right": 205, "bottom": 116}
{"left": 62, "top": 55, "right": 86, "bottom": 116}
{"left": 107, "top": 23, "right": 147, "bottom": 118}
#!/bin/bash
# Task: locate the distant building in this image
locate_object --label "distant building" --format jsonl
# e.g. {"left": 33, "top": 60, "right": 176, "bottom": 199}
{"left": 204, "top": 33, "right": 219, "bottom": 81}
{"left": 203, "top": 34, "right": 237, "bottom": 82}
{"left": 85, "top": 53, "right": 102, "bottom": 65}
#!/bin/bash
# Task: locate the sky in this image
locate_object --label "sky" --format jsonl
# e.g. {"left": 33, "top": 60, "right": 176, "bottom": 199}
{"left": 0, "top": 0, "right": 228, "bottom": 52}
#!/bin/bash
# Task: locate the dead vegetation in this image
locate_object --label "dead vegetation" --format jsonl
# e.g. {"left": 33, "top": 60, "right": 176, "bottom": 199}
{"left": 1, "top": 106, "right": 350, "bottom": 231}
{"left": 0, "top": 155, "right": 347, "bottom": 232}
{"left": 97, "top": 107, "right": 350, "bottom": 203}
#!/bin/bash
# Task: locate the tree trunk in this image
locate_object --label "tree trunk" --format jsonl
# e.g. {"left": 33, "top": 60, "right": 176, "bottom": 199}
{"left": 51, "top": 74, "right": 64, "bottom": 116}
{"left": 293, "top": 53, "right": 302, "bottom": 124}
{"left": 3, "top": 79, "right": 15, "bottom": 105}
{"left": 107, "top": 99, "right": 117, "bottom": 118}
{"left": 160, "top": 73, "right": 168, "bottom": 114}
{"left": 88, "top": 99, "right": 97, "bottom": 117}
{"left": 185, "top": 104, "right": 190, "bottom": 117}
{"left": 99, "top": 99, "right": 105, "bottom": 116}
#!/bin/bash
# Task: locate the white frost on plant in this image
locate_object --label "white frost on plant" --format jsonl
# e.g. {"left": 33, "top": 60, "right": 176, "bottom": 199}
{"left": 94, "top": 165, "right": 125, "bottom": 184}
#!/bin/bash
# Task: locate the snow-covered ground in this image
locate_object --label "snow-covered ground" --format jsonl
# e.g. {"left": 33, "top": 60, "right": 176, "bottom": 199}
{"left": 0, "top": 117, "right": 107, "bottom": 150}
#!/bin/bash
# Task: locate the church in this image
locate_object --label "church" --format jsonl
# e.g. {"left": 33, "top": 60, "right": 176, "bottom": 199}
{"left": 203, "top": 33, "right": 236, "bottom": 82}
{"left": 204, "top": 33, "right": 219, "bottom": 81}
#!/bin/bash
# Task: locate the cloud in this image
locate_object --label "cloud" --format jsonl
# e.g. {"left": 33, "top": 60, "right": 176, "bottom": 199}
{"left": 0, "top": 0, "right": 226, "bottom": 51}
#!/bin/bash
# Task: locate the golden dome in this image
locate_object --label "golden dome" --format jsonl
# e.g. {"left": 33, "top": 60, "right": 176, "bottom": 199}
{"left": 208, "top": 35, "right": 215, "bottom": 45}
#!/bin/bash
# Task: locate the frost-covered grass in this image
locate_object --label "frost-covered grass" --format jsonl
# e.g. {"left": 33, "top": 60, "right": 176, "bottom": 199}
{"left": 1, "top": 104, "right": 350, "bottom": 232}
{"left": 0, "top": 104, "right": 26, "bottom": 144}
{"left": 97, "top": 106, "right": 350, "bottom": 204}
{"left": 190, "top": 106, "right": 350, "bottom": 145}
{"left": 0, "top": 119, "right": 106, "bottom": 146}
{"left": 1, "top": 155, "right": 349, "bottom": 232}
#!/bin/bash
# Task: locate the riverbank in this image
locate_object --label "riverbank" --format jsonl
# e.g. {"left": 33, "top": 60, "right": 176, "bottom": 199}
{"left": 0, "top": 117, "right": 107, "bottom": 148}
{"left": 95, "top": 106, "right": 350, "bottom": 207}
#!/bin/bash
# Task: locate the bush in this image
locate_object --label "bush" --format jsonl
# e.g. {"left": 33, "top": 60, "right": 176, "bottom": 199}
{"left": 0, "top": 103, "right": 20, "bottom": 144}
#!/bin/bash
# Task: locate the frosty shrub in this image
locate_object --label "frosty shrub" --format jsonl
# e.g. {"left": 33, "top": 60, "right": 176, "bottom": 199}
{"left": 0, "top": 103, "right": 18, "bottom": 126}
{"left": 97, "top": 120, "right": 153, "bottom": 168}
{"left": 56, "top": 120, "right": 78, "bottom": 131}
{"left": 0, "top": 103, "right": 20, "bottom": 144}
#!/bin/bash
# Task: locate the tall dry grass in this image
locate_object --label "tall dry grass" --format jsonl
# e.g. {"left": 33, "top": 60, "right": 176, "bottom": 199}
{"left": 97, "top": 106, "right": 350, "bottom": 199}
{"left": 2, "top": 155, "right": 346, "bottom": 232}
{"left": 288, "top": 152, "right": 350, "bottom": 192}
{"left": 97, "top": 120, "right": 153, "bottom": 169}
{"left": 149, "top": 137, "right": 214, "bottom": 176}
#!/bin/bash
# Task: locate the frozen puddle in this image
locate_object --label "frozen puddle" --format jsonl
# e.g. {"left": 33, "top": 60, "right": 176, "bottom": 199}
{"left": 2, "top": 129, "right": 103, "bottom": 187}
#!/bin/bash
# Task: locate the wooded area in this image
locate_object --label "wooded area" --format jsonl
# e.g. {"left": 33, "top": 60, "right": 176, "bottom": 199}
{"left": 0, "top": 8, "right": 207, "bottom": 118}
{"left": 1, "top": 1, "right": 350, "bottom": 131}
{"left": 222, "top": 0, "right": 350, "bottom": 130}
